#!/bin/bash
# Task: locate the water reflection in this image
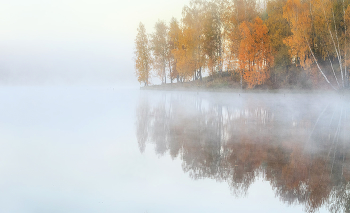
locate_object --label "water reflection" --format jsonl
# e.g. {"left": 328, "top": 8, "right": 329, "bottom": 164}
{"left": 136, "top": 91, "right": 350, "bottom": 213}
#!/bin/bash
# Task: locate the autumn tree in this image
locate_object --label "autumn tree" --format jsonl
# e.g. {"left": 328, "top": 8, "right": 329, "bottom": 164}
{"left": 222, "top": 0, "right": 259, "bottom": 73}
{"left": 283, "top": 0, "right": 350, "bottom": 89}
{"left": 203, "top": 1, "right": 224, "bottom": 74}
{"left": 134, "top": 22, "right": 151, "bottom": 86}
{"left": 238, "top": 17, "right": 273, "bottom": 88}
{"left": 172, "top": 24, "right": 197, "bottom": 81}
{"left": 265, "top": 0, "right": 293, "bottom": 86}
{"left": 134, "top": 0, "right": 350, "bottom": 88}
{"left": 182, "top": 0, "right": 207, "bottom": 80}
{"left": 151, "top": 20, "right": 169, "bottom": 84}
{"left": 168, "top": 18, "right": 181, "bottom": 83}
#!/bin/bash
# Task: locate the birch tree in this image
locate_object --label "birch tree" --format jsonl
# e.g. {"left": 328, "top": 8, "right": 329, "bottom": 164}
{"left": 135, "top": 22, "right": 151, "bottom": 86}
{"left": 203, "top": 1, "right": 224, "bottom": 74}
{"left": 182, "top": 0, "right": 207, "bottom": 80}
{"left": 168, "top": 18, "right": 181, "bottom": 83}
{"left": 172, "top": 24, "right": 197, "bottom": 81}
{"left": 283, "top": 0, "right": 350, "bottom": 89}
{"left": 151, "top": 20, "right": 169, "bottom": 84}
{"left": 265, "top": 0, "right": 293, "bottom": 86}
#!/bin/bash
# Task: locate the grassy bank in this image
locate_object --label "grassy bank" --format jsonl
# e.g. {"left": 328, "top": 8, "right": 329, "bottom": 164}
{"left": 141, "top": 71, "right": 347, "bottom": 93}
{"left": 142, "top": 72, "right": 243, "bottom": 92}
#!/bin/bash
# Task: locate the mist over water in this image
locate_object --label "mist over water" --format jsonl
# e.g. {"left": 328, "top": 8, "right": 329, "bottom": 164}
{"left": 1, "top": 0, "right": 350, "bottom": 211}
{"left": 0, "top": 86, "right": 349, "bottom": 212}
{"left": 136, "top": 90, "right": 350, "bottom": 213}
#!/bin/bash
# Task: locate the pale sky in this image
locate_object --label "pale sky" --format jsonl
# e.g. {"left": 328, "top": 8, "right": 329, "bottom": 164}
{"left": 0, "top": 0, "right": 189, "bottom": 86}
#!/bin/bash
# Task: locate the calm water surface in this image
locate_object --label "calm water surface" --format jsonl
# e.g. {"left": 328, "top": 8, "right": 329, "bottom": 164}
{"left": 0, "top": 86, "right": 349, "bottom": 212}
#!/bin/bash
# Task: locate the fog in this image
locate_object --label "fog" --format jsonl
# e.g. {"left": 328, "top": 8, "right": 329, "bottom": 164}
{"left": 0, "top": 0, "right": 189, "bottom": 87}
{"left": 1, "top": 0, "right": 350, "bottom": 212}
{"left": 2, "top": 87, "right": 349, "bottom": 212}
{"left": 136, "top": 90, "right": 350, "bottom": 213}
{"left": 0, "top": 40, "right": 136, "bottom": 87}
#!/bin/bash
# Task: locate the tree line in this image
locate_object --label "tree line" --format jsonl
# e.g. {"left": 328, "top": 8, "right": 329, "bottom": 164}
{"left": 134, "top": 0, "right": 350, "bottom": 89}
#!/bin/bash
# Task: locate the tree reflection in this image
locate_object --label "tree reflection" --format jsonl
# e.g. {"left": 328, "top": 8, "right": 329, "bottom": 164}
{"left": 136, "top": 95, "right": 150, "bottom": 153}
{"left": 135, "top": 92, "right": 350, "bottom": 213}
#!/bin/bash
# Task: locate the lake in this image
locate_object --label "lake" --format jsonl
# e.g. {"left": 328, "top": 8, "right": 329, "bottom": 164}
{"left": 0, "top": 86, "right": 349, "bottom": 212}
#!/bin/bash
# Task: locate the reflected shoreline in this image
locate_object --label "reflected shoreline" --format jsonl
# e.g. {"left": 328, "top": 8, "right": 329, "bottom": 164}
{"left": 136, "top": 91, "right": 350, "bottom": 213}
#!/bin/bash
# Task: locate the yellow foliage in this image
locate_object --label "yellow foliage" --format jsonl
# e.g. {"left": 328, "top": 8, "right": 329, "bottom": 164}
{"left": 238, "top": 17, "right": 273, "bottom": 88}
{"left": 135, "top": 22, "right": 151, "bottom": 86}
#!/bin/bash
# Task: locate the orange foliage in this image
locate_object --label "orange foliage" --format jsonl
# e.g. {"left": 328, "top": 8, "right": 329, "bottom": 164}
{"left": 283, "top": 0, "right": 312, "bottom": 69}
{"left": 238, "top": 17, "right": 273, "bottom": 88}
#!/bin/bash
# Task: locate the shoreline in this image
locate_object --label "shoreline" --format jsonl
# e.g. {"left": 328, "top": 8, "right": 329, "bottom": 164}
{"left": 140, "top": 83, "right": 350, "bottom": 95}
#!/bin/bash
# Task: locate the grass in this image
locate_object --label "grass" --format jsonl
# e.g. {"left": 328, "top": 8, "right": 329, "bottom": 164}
{"left": 141, "top": 71, "right": 350, "bottom": 93}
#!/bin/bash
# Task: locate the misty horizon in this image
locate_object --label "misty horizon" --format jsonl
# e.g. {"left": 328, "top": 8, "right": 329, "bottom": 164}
{"left": 1, "top": 0, "right": 349, "bottom": 212}
{"left": 0, "top": 0, "right": 190, "bottom": 87}
{"left": 0, "top": 39, "right": 138, "bottom": 86}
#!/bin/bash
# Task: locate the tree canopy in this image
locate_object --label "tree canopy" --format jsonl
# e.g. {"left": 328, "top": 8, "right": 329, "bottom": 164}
{"left": 134, "top": 0, "right": 350, "bottom": 89}
{"left": 134, "top": 22, "right": 151, "bottom": 86}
